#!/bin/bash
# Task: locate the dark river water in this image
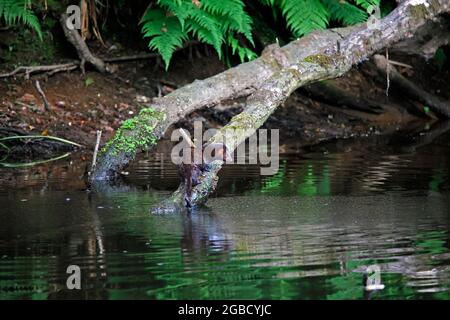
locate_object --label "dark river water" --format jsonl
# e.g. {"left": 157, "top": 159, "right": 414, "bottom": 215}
{"left": 1, "top": 123, "right": 450, "bottom": 299}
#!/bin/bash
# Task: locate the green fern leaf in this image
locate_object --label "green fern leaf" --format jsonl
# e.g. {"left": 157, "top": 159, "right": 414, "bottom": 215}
{"left": 323, "top": 0, "right": 367, "bottom": 25}
{"left": 280, "top": 0, "right": 330, "bottom": 36}
{"left": 202, "top": 0, "right": 254, "bottom": 45}
{"left": 0, "top": 0, "right": 42, "bottom": 39}
{"left": 201, "top": 0, "right": 245, "bottom": 27}
{"left": 219, "top": 15, "right": 254, "bottom": 46}
{"left": 227, "top": 35, "right": 257, "bottom": 62}
{"left": 187, "top": 8, "right": 224, "bottom": 57}
{"left": 141, "top": 8, "right": 188, "bottom": 69}
{"left": 353, "top": 0, "right": 381, "bottom": 10}
{"left": 156, "top": 0, "right": 191, "bottom": 29}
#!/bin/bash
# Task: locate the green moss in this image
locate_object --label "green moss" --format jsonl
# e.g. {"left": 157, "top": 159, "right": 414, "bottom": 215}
{"left": 429, "top": 0, "right": 441, "bottom": 12}
{"left": 408, "top": 3, "right": 428, "bottom": 21}
{"left": 101, "top": 107, "right": 166, "bottom": 157}
{"left": 227, "top": 112, "right": 257, "bottom": 130}
{"left": 303, "top": 54, "right": 333, "bottom": 67}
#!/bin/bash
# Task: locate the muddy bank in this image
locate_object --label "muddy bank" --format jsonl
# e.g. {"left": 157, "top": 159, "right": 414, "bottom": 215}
{"left": 0, "top": 46, "right": 448, "bottom": 162}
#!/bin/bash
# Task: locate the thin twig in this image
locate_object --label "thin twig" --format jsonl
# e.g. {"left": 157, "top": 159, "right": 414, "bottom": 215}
{"left": 14, "top": 101, "right": 40, "bottom": 112}
{"left": 34, "top": 80, "right": 51, "bottom": 112}
{"left": 388, "top": 59, "right": 413, "bottom": 69}
{"left": 0, "top": 63, "right": 78, "bottom": 78}
{"left": 178, "top": 128, "right": 196, "bottom": 148}
{"left": 90, "top": 130, "right": 102, "bottom": 174}
{"left": 386, "top": 48, "right": 390, "bottom": 97}
{"left": 103, "top": 53, "right": 158, "bottom": 63}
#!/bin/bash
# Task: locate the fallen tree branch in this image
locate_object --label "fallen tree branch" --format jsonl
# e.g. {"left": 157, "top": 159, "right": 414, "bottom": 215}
{"left": 0, "top": 42, "right": 203, "bottom": 79}
{"left": 399, "top": 120, "right": 450, "bottom": 153}
{"left": 92, "top": 0, "right": 450, "bottom": 185}
{"left": 0, "top": 56, "right": 159, "bottom": 79}
{"left": 373, "top": 54, "right": 450, "bottom": 117}
{"left": 0, "top": 63, "right": 78, "bottom": 79}
{"left": 150, "top": 0, "right": 450, "bottom": 212}
{"left": 90, "top": 30, "right": 359, "bottom": 182}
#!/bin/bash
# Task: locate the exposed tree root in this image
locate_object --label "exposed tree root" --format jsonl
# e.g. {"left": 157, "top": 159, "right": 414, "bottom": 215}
{"left": 60, "top": 13, "right": 107, "bottom": 74}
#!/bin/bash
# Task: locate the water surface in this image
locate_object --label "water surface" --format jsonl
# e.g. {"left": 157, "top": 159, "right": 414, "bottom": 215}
{"left": 1, "top": 126, "right": 450, "bottom": 299}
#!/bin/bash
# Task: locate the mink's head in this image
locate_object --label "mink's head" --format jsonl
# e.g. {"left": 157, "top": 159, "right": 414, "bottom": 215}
{"left": 202, "top": 143, "right": 232, "bottom": 164}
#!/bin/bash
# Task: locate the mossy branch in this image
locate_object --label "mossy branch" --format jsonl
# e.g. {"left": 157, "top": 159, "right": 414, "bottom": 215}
{"left": 90, "top": 108, "right": 167, "bottom": 181}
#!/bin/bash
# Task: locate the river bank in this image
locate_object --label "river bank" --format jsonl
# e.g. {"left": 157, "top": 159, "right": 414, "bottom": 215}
{"left": 1, "top": 34, "right": 449, "bottom": 162}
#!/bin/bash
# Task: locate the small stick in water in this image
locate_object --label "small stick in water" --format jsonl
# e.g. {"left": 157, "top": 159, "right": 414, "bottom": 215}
{"left": 90, "top": 130, "right": 102, "bottom": 174}
{"left": 178, "top": 128, "right": 196, "bottom": 148}
{"left": 385, "top": 48, "right": 390, "bottom": 97}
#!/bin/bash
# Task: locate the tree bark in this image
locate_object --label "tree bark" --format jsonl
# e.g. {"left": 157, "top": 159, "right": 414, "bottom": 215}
{"left": 391, "top": 17, "right": 450, "bottom": 59}
{"left": 92, "top": 0, "right": 450, "bottom": 185}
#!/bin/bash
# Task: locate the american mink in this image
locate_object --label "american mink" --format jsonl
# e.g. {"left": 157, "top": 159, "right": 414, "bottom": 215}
{"left": 178, "top": 142, "right": 230, "bottom": 208}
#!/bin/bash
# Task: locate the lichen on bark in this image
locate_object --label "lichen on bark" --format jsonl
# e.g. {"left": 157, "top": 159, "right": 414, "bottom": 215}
{"left": 303, "top": 54, "right": 334, "bottom": 67}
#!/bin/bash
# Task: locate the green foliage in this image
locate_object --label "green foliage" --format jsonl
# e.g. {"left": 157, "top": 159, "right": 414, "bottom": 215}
{"left": 0, "top": 0, "right": 42, "bottom": 39}
{"left": 434, "top": 47, "right": 446, "bottom": 71}
{"left": 322, "top": 0, "right": 368, "bottom": 26}
{"left": 141, "top": 0, "right": 255, "bottom": 69}
{"left": 264, "top": 0, "right": 381, "bottom": 37}
{"left": 142, "top": 0, "right": 384, "bottom": 68}
{"left": 85, "top": 77, "right": 95, "bottom": 87}
{"left": 354, "top": 0, "right": 380, "bottom": 10}
{"left": 280, "top": 0, "right": 330, "bottom": 36}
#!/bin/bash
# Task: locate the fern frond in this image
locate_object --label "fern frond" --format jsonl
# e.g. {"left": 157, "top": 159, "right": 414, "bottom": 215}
{"left": 202, "top": 0, "right": 245, "bottom": 27}
{"left": 259, "top": 0, "right": 276, "bottom": 6}
{"left": 156, "top": 0, "right": 191, "bottom": 29}
{"left": 142, "top": 0, "right": 258, "bottom": 67}
{"left": 141, "top": 8, "right": 188, "bottom": 69}
{"left": 0, "top": 0, "right": 42, "bottom": 39}
{"left": 323, "top": 0, "right": 367, "bottom": 25}
{"left": 219, "top": 15, "right": 254, "bottom": 46}
{"left": 202, "top": 0, "right": 254, "bottom": 45}
{"left": 227, "top": 35, "right": 257, "bottom": 62}
{"left": 353, "top": 0, "right": 381, "bottom": 10}
{"left": 187, "top": 8, "right": 224, "bottom": 57}
{"left": 280, "top": 0, "right": 329, "bottom": 36}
